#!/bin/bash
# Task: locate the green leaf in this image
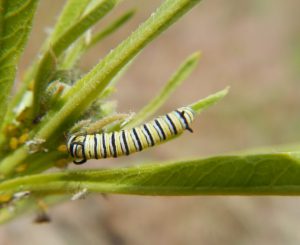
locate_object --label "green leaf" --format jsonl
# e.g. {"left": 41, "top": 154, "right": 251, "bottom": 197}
{"left": 190, "top": 86, "right": 229, "bottom": 114}
{"left": 0, "top": 0, "right": 38, "bottom": 128}
{"left": 0, "top": 0, "right": 92, "bottom": 136}
{"left": 58, "top": 35, "right": 88, "bottom": 70}
{"left": 88, "top": 9, "right": 135, "bottom": 49}
{"left": 1, "top": 153, "right": 300, "bottom": 197}
{"left": 49, "top": 0, "right": 91, "bottom": 44}
{"left": 125, "top": 52, "right": 201, "bottom": 128}
{"left": 32, "top": 0, "right": 120, "bottom": 118}
{"left": 60, "top": 9, "right": 135, "bottom": 69}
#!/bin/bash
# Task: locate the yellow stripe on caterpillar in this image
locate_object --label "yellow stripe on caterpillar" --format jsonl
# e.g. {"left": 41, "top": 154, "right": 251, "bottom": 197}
{"left": 67, "top": 107, "right": 195, "bottom": 164}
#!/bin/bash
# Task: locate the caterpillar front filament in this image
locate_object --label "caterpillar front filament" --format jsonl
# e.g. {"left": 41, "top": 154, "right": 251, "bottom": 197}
{"left": 67, "top": 107, "right": 195, "bottom": 164}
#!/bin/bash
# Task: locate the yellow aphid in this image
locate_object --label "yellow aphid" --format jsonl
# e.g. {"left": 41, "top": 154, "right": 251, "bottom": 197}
{"left": 28, "top": 80, "right": 34, "bottom": 91}
{"left": 9, "top": 137, "right": 19, "bottom": 150}
{"left": 0, "top": 194, "right": 12, "bottom": 203}
{"left": 15, "top": 163, "right": 28, "bottom": 173}
{"left": 57, "top": 144, "right": 68, "bottom": 153}
{"left": 19, "top": 133, "right": 29, "bottom": 144}
{"left": 4, "top": 124, "right": 18, "bottom": 136}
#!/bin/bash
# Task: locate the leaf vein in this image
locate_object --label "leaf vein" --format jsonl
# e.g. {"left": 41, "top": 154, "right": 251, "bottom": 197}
{"left": 4, "top": 0, "right": 33, "bottom": 19}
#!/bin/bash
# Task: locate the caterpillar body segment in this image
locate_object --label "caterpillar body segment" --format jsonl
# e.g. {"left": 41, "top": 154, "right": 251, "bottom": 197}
{"left": 67, "top": 107, "right": 195, "bottom": 164}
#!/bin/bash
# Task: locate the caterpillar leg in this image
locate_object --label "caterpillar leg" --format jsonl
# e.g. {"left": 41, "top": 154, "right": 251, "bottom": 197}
{"left": 73, "top": 158, "right": 87, "bottom": 165}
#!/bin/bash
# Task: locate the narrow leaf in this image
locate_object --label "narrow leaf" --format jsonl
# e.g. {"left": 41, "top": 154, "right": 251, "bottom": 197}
{"left": 88, "top": 9, "right": 135, "bottom": 48}
{"left": 50, "top": 0, "right": 91, "bottom": 44}
{"left": 190, "top": 87, "right": 229, "bottom": 114}
{"left": 60, "top": 9, "right": 135, "bottom": 69}
{"left": 3, "top": 0, "right": 92, "bottom": 126}
{"left": 1, "top": 153, "right": 300, "bottom": 196}
{"left": 0, "top": 0, "right": 38, "bottom": 127}
{"left": 125, "top": 52, "right": 201, "bottom": 128}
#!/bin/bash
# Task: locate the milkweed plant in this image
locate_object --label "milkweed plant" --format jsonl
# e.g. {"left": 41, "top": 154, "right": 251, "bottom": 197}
{"left": 0, "top": 0, "right": 299, "bottom": 224}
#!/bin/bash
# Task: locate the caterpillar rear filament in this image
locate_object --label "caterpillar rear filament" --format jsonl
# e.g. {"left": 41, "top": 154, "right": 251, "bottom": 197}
{"left": 67, "top": 107, "right": 195, "bottom": 164}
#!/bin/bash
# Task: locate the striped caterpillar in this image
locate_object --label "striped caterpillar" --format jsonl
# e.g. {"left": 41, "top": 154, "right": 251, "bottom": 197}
{"left": 67, "top": 106, "right": 195, "bottom": 164}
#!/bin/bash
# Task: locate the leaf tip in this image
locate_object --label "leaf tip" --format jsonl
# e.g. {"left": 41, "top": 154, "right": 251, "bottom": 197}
{"left": 188, "top": 51, "right": 202, "bottom": 63}
{"left": 190, "top": 86, "right": 230, "bottom": 113}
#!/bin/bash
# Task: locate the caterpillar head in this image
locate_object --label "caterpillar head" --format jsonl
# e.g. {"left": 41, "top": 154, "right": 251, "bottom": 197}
{"left": 177, "top": 107, "right": 195, "bottom": 132}
{"left": 67, "top": 135, "right": 86, "bottom": 164}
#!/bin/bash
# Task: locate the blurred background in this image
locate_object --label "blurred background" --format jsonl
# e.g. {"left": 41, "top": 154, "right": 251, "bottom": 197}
{"left": 1, "top": 0, "right": 300, "bottom": 244}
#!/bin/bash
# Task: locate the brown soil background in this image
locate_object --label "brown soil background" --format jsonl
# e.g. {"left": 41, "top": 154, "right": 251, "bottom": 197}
{"left": 1, "top": 0, "right": 300, "bottom": 244}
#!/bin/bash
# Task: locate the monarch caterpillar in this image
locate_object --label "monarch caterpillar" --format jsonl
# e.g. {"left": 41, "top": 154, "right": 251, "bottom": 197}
{"left": 67, "top": 107, "right": 195, "bottom": 164}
